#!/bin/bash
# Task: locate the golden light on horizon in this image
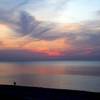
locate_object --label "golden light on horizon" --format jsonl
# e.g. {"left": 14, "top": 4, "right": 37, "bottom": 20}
{"left": 24, "top": 38, "right": 71, "bottom": 56}
{"left": 0, "top": 23, "right": 74, "bottom": 57}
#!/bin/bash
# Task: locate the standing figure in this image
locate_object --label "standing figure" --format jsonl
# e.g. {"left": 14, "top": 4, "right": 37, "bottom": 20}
{"left": 13, "top": 81, "right": 16, "bottom": 86}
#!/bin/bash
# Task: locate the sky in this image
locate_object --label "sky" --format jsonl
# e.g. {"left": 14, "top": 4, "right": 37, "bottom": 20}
{"left": 0, "top": 0, "right": 100, "bottom": 61}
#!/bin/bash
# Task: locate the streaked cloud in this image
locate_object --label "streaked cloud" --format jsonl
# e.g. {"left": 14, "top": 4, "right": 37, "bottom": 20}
{"left": 0, "top": 0, "right": 100, "bottom": 60}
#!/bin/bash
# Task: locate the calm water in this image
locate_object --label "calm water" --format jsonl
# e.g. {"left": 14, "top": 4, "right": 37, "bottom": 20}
{"left": 0, "top": 61, "right": 100, "bottom": 92}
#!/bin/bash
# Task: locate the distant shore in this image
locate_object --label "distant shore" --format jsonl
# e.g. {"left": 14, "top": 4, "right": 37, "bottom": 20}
{"left": 0, "top": 85, "right": 100, "bottom": 100}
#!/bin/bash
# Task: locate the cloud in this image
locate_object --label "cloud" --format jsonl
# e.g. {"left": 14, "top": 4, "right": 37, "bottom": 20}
{"left": 0, "top": 9, "right": 14, "bottom": 24}
{"left": 0, "top": 0, "right": 31, "bottom": 25}
{"left": 0, "top": 0, "right": 29, "bottom": 11}
{"left": 48, "top": 0, "right": 70, "bottom": 13}
{"left": 0, "top": 10, "right": 63, "bottom": 40}
{"left": 0, "top": 49, "right": 49, "bottom": 61}
{"left": 0, "top": 4, "right": 100, "bottom": 60}
{"left": 96, "top": 10, "right": 100, "bottom": 17}
{"left": 0, "top": 48, "right": 100, "bottom": 61}
{"left": 0, "top": 41, "right": 3, "bottom": 46}
{"left": 1, "top": 10, "right": 100, "bottom": 46}
{"left": 1, "top": 9, "right": 100, "bottom": 40}
{"left": 12, "top": 11, "right": 39, "bottom": 36}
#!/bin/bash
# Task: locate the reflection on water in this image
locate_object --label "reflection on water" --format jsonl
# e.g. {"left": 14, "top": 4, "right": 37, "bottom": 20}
{"left": 0, "top": 61, "right": 100, "bottom": 92}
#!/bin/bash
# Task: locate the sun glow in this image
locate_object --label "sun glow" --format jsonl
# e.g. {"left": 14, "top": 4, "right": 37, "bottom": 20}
{"left": 0, "top": 24, "right": 12, "bottom": 38}
{"left": 24, "top": 38, "right": 71, "bottom": 56}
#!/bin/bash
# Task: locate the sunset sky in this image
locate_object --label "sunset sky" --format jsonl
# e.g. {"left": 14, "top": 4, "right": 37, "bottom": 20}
{"left": 0, "top": 0, "right": 100, "bottom": 60}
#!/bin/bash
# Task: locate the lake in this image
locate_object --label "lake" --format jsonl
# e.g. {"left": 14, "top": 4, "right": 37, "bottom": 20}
{"left": 0, "top": 61, "right": 100, "bottom": 92}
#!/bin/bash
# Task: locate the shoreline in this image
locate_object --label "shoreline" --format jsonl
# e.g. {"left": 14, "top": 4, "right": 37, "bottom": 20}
{"left": 0, "top": 85, "right": 100, "bottom": 100}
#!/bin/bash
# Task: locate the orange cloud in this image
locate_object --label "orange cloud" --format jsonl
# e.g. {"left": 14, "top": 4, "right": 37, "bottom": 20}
{"left": 0, "top": 24, "right": 12, "bottom": 38}
{"left": 0, "top": 24, "right": 73, "bottom": 56}
{"left": 24, "top": 38, "right": 71, "bottom": 56}
{"left": 0, "top": 24, "right": 17, "bottom": 49}
{"left": 57, "top": 23, "right": 81, "bottom": 32}
{"left": 45, "top": 50, "right": 62, "bottom": 56}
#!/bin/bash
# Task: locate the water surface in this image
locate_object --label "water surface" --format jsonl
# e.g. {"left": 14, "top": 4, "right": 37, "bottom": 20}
{"left": 0, "top": 61, "right": 100, "bottom": 92}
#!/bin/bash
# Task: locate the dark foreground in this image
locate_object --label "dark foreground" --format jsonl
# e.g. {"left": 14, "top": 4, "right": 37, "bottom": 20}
{"left": 0, "top": 85, "right": 100, "bottom": 100}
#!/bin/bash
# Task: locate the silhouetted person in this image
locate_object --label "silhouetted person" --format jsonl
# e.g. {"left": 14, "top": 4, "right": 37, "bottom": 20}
{"left": 13, "top": 82, "right": 16, "bottom": 86}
